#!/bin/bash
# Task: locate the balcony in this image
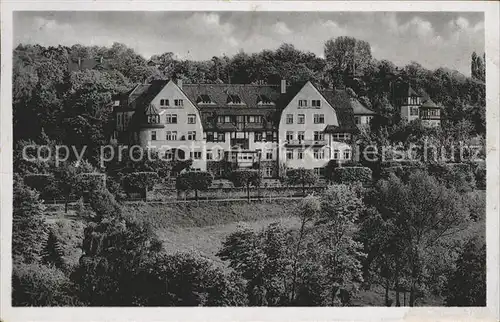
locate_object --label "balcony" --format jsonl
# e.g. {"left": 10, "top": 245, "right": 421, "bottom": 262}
{"left": 285, "top": 139, "right": 327, "bottom": 147}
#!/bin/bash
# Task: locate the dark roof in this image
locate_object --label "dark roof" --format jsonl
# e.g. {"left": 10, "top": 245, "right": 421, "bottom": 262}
{"left": 393, "top": 82, "right": 420, "bottom": 97}
{"left": 320, "top": 89, "right": 358, "bottom": 133}
{"left": 421, "top": 98, "right": 441, "bottom": 109}
{"left": 181, "top": 83, "right": 281, "bottom": 109}
{"left": 350, "top": 98, "right": 376, "bottom": 115}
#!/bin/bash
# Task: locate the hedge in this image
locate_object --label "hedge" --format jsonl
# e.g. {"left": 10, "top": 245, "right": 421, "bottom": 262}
{"left": 333, "top": 166, "right": 372, "bottom": 184}
{"left": 427, "top": 163, "right": 476, "bottom": 192}
{"left": 123, "top": 172, "right": 160, "bottom": 194}
{"left": 24, "top": 174, "right": 53, "bottom": 192}
{"left": 380, "top": 165, "right": 425, "bottom": 181}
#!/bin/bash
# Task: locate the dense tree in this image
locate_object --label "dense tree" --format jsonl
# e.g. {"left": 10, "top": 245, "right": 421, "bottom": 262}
{"left": 370, "top": 173, "right": 471, "bottom": 306}
{"left": 229, "top": 169, "right": 262, "bottom": 201}
{"left": 176, "top": 171, "right": 214, "bottom": 201}
{"left": 283, "top": 168, "right": 319, "bottom": 196}
{"left": 12, "top": 175, "right": 49, "bottom": 263}
{"left": 446, "top": 238, "right": 486, "bottom": 306}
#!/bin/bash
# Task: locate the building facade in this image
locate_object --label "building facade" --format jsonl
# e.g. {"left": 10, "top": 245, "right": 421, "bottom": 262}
{"left": 112, "top": 79, "right": 362, "bottom": 178}
{"left": 393, "top": 82, "right": 442, "bottom": 126}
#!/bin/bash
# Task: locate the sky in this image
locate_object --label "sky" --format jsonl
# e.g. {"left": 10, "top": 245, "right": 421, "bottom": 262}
{"left": 14, "top": 11, "right": 484, "bottom": 76}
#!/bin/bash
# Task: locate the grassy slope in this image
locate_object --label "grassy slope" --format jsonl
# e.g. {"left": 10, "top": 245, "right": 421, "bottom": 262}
{"left": 122, "top": 200, "right": 302, "bottom": 265}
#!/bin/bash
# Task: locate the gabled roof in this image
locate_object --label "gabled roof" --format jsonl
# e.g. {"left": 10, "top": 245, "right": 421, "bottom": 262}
{"left": 350, "top": 98, "right": 376, "bottom": 115}
{"left": 320, "top": 89, "right": 358, "bottom": 133}
{"left": 421, "top": 98, "right": 441, "bottom": 109}
{"left": 394, "top": 82, "right": 420, "bottom": 97}
{"left": 181, "top": 83, "right": 281, "bottom": 109}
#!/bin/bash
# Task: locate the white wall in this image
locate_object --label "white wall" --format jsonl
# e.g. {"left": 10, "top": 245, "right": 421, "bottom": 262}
{"left": 278, "top": 81, "right": 348, "bottom": 170}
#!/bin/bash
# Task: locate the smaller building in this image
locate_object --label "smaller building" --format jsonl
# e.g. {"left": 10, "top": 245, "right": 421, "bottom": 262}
{"left": 351, "top": 98, "right": 377, "bottom": 128}
{"left": 420, "top": 98, "right": 442, "bottom": 127}
{"left": 392, "top": 82, "right": 441, "bottom": 126}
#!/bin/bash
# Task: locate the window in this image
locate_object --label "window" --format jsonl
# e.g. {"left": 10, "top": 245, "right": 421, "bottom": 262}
{"left": 298, "top": 131, "right": 305, "bottom": 141}
{"left": 313, "top": 149, "right": 324, "bottom": 159}
{"left": 187, "top": 114, "right": 196, "bottom": 124}
{"left": 160, "top": 99, "right": 169, "bottom": 107}
{"left": 187, "top": 131, "right": 196, "bottom": 140}
{"left": 298, "top": 114, "right": 305, "bottom": 124}
{"left": 217, "top": 116, "right": 224, "bottom": 123}
{"left": 258, "top": 95, "right": 273, "bottom": 105}
{"left": 332, "top": 133, "right": 350, "bottom": 141}
{"left": 265, "top": 167, "right": 273, "bottom": 177}
{"left": 298, "top": 100, "right": 307, "bottom": 108}
{"left": 312, "top": 100, "right": 321, "bottom": 108}
{"left": 166, "top": 131, "right": 177, "bottom": 141}
{"left": 333, "top": 149, "right": 340, "bottom": 159}
{"left": 227, "top": 94, "right": 242, "bottom": 104}
{"left": 254, "top": 132, "right": 263, "bottom": 142}
{"left": 174, "top": 99, "right": 183, "bottom": 107}
{"left": 113, "top": 100, "right": 120, "bottom": 106}
{"left": 206, "top": 150, "right": 213, "bottom": 160}
{"left": 297, "top": 149, "right": 304, "bottom": 160}
{"left": 247, "top": 115, "right": 262, "bottom": 123}
{"left": 265, "top": 131, "right": 277, "bottom": 142}
{"left": 147, "top": 115, "right": 159, "bottom": 124}
{"left": 313, "top": 114, "right": 325, "bottom": 124}
{"left": 343, "top": 149, "right": 351, "bottom": 160}
{"left": 355, "top": 116, "right": 361, "bottom": 125}
{"left": 166, "top": 114, "right": 177, "bottom": 124}
{"left": 124, "top": 114, "right": 129, "bottom": 126}
{"left": 217, "top": 132, "right": 225, "bottom": 142}
{"left": 197, "top": 94, "right": 212, "bottom": 104}
{"left": 313, "top": 131, "right": 324, "bottom": 141}
{"left": 190, "top": 151, "right": 202, "bottom": 160}
{"left": 266, "top": 149, "right": 274, "bottom": 160}
{"left": 286, "top": 131, "right": 294, "bottom": 141}
{"left": 225, "top": 116, "right": 232, "bottom": 123}
{"left": 151, "top": 131, "right": 157, "bottom": 141}
{"left": 410, "top": 107, "right": 419, "bottom": 116}
{"left": 286, "top": 149, "right": 294, "bottom": 160}
{"left": 164, "top": 150, "right": 173, "bottom": 161}
{"left": 286, "top": 114, "right": 293, "bottom": 124}
{"left": 117, "top": 114, "right": 121, "bottom": 126}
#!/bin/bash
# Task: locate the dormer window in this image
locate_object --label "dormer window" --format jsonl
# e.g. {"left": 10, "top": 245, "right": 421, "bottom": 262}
{"left": 257, "top": 94, "right": 273, "bottom": 105}
{"left": 197, "top": 94, "right": 213, "bottom": 104}
{"left": 227, "top": 94, "right": 242, "bottom": 104}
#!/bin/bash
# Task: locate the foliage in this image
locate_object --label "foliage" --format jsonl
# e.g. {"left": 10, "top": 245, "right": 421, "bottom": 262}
{"left": 369, "top": 173, "right": 471, "bottom": 306}
{"left": 123, "top": 171, "right": 160, "bottom": 196}
{"left": 41, "top": 229, "right": 65, "bottom": 269}
{"left": 229, "top": 169, "right": 262, "bottom": 201}
{"left": 427, "top": 162, "right": 476, "bottom": 193}
{"left": 445, "top": 238, "right": 486, "bottom": 306}
{"left": 176, "top": 171, "right": 214, "bottom": 200}
{"left": 12, "top": 175, "right": 48, "bottom": 263}
{"left": 283, "top": 168, "right": 319, "bottom": 195}
{"left": 333, "top": 166, "right": 372, "bottom": 184}
{"left": 134, "top": 252, "right": 247, "bottom": 306}
{"left": 12, "top": 262, "right": 80, "bottom": 306}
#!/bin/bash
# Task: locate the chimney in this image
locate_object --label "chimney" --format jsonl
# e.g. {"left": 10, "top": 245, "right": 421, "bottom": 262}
{"left": 281, "top": 79, "right": 287, "bottom": 94}
{"left": 177, "top": 79, "right": 183, "bottom": 90}
{"left": 78, "top": 57, "right": 82, "bottom": 69}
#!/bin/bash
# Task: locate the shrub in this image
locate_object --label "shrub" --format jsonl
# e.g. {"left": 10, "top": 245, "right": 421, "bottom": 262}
{"left": 123, "top": 172, "right": 160, "bottom": 197}
{"left": 380, "top": 165, "right": 425, "bottom": 181}
{"left": 284, "top": 168, "right": 318, "bottom": 195}
{"left": 12, "top": 262, "right": 79, "bottom": 306}
{"left": 428, "top": 163, "right": 475, "bottom": 192}
{"left": 228, "top": 169, "right": 262, "bottom": 201}
{"left": 474, "top": 163, "right": 486, "bottom": 189}
{"left": 176, "top": 171, "right": 214, "bottom": 200}
{"left": 333, "top": 167, "right": 372, "bottom": 184}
